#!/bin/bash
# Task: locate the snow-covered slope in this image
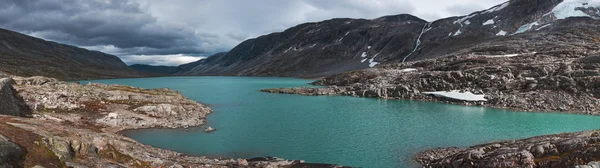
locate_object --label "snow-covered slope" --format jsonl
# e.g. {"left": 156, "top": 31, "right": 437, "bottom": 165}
{"left": 552, "top": 0, "right": 600, "bottom": 19}
{"left": 515, "top": 0, "right": 600, "bottom": 34}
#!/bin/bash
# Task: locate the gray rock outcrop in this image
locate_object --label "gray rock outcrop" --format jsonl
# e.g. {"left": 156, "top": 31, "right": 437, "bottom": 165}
{"left": 0, "top": 78, "right": 24, "bottom": 117}
{"left": 0, "top": 135, "right": 24, "bottom": 168}
{"left": 416, "top": 130, "right": 600, "bottom": 168}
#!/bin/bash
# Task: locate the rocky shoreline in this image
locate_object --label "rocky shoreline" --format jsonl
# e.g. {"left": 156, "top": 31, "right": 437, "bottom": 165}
{"left": 262, "top": 53, "right": 600, "bottom": 115}
{"left": 0, "top": 76, "right": 345, "bottom": 168}
{"left": 261, "top": 35, "right": 600, "bottom": 167}
{"left": 415, "top": 130, "right": 600, "bottom": 168}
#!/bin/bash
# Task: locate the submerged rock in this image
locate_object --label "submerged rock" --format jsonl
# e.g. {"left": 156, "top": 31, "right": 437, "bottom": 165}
{"left": 205, "top": 127, "right": 216, "bottom": 132}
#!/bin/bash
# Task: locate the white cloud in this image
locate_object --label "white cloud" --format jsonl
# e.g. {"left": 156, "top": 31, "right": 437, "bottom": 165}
{"left": 120, "top": 54, "right": 206, "bottom": 66}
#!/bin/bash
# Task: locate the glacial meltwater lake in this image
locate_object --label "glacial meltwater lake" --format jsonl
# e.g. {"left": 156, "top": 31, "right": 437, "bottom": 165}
{"left": 83, "top": 76, "right": 600, "bottom": 168}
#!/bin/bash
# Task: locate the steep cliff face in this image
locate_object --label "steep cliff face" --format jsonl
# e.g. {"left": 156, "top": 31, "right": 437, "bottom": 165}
{"left": 0, "top": 28, "right": 144, "bottom": 80}
{"left": 178, "top": 0, "right": 600, "bottom": 77}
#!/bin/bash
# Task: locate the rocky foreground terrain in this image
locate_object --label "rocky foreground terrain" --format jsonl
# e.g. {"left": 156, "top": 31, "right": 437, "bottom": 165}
{"left": 0, "top": 76, "right": 342, "bottom": 168}
{"left": 416, "top": 130, "right": 600, "bottom": 168}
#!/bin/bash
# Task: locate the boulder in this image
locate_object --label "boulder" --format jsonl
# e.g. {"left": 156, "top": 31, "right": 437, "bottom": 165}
{"left": 578, "top": 55, "right": 600, "bottom": 64}
{"left": 0, "top": 135, "right": 24, "bottom": 167}
{"left": 0, "top": 78, "right": 23, "bottom": 116}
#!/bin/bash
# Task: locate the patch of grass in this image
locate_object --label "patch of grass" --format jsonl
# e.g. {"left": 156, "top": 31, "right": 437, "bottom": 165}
{"left": 0, "top": 120, "right": 67, "bottom": 168}
{"left": 81, "top": 100, "right": 107, "bottom": 111}
{"left": 98, "top": 144, "right": 152, "bottom": 168}
{"left": 104, "top": 85, "right": 175, "bottom": 96}
{"left": 534, "top": 155, "right": 562, "bottom": 163}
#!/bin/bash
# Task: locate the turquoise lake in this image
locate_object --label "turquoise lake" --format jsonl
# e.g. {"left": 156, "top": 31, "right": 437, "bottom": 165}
{"left": 83, "top": 76, "right": 600, "bottom": 168}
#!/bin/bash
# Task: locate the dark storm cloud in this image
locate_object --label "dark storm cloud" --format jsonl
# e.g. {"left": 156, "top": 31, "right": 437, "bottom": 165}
{"left": 0, "top": 0, "right": 506, "bottom": 65}
{"left": 0, "top": 0, "right": 204, "bottom": 56}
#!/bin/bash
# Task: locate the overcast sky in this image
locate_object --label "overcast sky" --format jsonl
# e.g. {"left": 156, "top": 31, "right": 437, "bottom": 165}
{"left": 0, "top": 0, "right": 505, "bottom": 66}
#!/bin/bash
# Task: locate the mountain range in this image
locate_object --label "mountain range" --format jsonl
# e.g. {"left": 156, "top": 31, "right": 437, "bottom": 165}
{"left": 173, "top": 0, "right": 600, "bottom": 78}
{"left": 1, "top": 0, "right": 599, "bottom": 80}
{"left": 0, "top": 28, "right": 144, "bottom": 80}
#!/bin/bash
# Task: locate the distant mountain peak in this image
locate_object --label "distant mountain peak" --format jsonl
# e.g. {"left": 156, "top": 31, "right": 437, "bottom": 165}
{"left": 373, "top": 14, "right": 427, "bottom": 24}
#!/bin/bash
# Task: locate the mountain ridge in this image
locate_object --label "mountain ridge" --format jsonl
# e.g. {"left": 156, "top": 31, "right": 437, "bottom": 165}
{"left": 0, "top": 28, "right": 145, "bottom": 80}
{"left": 176, "top": 0, "right": 600, "bottom": 77}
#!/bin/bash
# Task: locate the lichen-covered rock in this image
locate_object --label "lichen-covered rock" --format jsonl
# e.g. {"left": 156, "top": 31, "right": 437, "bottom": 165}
{"left": 12, "top": 76, "right": 212, "bottom": 132}
{"left": 43, "top": 137, "right": 74, "bottom": 161}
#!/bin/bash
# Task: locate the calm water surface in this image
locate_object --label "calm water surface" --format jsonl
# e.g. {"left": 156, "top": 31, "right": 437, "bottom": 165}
{"left": 83, "top": 76, "right": 600, "bottom": 168}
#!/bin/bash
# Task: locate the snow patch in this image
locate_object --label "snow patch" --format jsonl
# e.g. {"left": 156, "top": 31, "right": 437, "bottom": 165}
{"left": 536, "top": 24, "right": 551, "bottom": 30}
{"left": 453, "top": 30, "right": 462, "bottom": 36}
{"left": 496, "top": 30, "right": 507, "bottom": 36}
{"left": 399, "top": 68, "right": 418, "bottom": 72}
{"left": 423, "top": 90, "right": 487, "bottom": 102}
{"left": 483, "top": 19, "right": 495, "bottom": 25}
{"left": 514, "top": 0, "right": 600, "bottom": 35}
{"left": 369, "top": 61, "right": 379, "bottom": 67}
{"left": 551, "top": 0, "right": 600, "bottom": 19}
{"left": 486, "top": 54, "right": 519, "bottom": 58}
{"left": 477, "top": 52, "right": 537, "bottom": 58}
{"left": 368, "top": 53, "right": 380, "bottom": 67}
{"left": 284, "top": 47, "right": 293, "bottom": 53}
{"left": 361, "top": 52, "right": 367, "bottom": 58}
{"left": 403, "top": 23, "right": 431, "bottom": 62}
{"left": 367, "top": 46, "right": 372, "bottom": 49}
{"left": 361, "top": 58, "right": 368, "bottom": 63}
{"left": 464, "top": 20, "right": 471, "bottom": 25}
{"left": 515, "top": 22, "right": 540, "bottom": 34}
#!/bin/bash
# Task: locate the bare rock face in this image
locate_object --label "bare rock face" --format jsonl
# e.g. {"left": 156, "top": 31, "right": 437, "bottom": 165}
{"left": 0, "top": 78, "right": 26, "bottom": 117}
{"left": 416, "top": 130, "right": 600, "bottom": 168}
{"left": 0, "top": 135, "right": 24, "bottom": 168}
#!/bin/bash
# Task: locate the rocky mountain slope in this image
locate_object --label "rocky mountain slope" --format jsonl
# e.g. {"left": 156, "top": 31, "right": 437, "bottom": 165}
{"left": 177, "top": 0, "right": 600, "bottom": 78}
{"left": 263, "top": 17, "right": 600, "bottom": 113}
{"left": 0, "top": 28, "right": 144, "bottom": 80}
